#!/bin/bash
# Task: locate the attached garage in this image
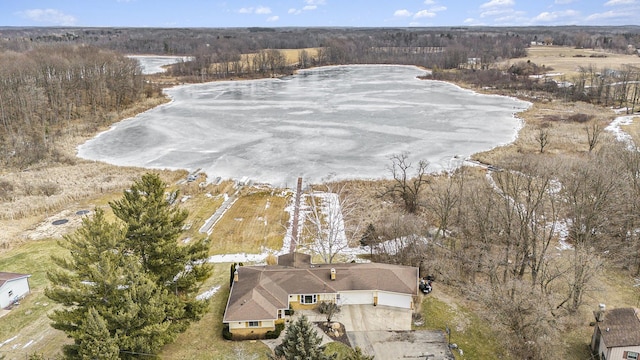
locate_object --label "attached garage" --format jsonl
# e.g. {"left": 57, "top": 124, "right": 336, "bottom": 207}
{"left": 338, "top": 291, "right": 373, "bottom": 305}
{"left": 377, "top": 291, "right": 412, "bottom": 309}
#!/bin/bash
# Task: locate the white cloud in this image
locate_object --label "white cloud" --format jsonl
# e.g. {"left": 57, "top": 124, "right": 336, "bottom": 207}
{"left": 586, "top": 9, "right": 626, "bottom": 20}
{"left": 533, "top": 9, "right": 579, "bottom": 22}
{"left": 239, "top": 6, "right": 272, "bottom": 15}
{"left": 480, "top": 0, "right": 515, "bottom": 8}
{"left": 430, "top": 5, "right": 447, "bottom": 12}
{"left": 424, "top": 0, "right": 436, "bottom": 4}
{"left": 255, "top": 6, "right": 272, "bottom": 14}
{"left": 605, "top": 0, "right": 636, "bottom": 5}
{"left": 554, "top": 0, "right": 575, "bottom": 3}
{"left": 289, "top": 0, "right": 325, "bottom": 14}
{"left": 394, "top": 9, "right": 413, "bottom": 17}
{"left": 480, "top": 8, "right": 513, "bottom": 18}
{"left": 267, "top": 15, "right": 279, "bottom": 22}
{"left": 414, "top": 10, "right": 436, "bottom": 18}
{"left": 18, "top": 8, "right": 77, "bottom": 25}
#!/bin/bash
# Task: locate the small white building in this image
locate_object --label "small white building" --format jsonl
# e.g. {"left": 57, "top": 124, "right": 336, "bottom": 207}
{"left": 591, "top": 306, "right": 640, "bottom": 360}
{"left": 0, "top": 272, "right": 31, "bottom": 308}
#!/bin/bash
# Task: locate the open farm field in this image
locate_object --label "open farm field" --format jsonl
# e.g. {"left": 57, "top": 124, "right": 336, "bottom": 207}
{"left": 505, "top": 45, "right": 640, "bottom": 78}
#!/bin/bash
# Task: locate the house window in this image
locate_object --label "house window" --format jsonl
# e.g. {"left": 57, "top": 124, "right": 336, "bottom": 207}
{"left": 300, "top": 294, "right": 317, "bottom": 304}
{"left": 247, "top": 321, "right": 259, "bottom": 327}
{"left": 627, "top": 351, "right": 639, "bottom": 360}
{"left": 7, "top": 290, "right": 13, "bottom": 297}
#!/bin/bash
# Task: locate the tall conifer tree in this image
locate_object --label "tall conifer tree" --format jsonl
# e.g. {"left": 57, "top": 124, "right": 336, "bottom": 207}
{"left": 109, "top": 173, "right": 211, "bottom": 321}
{"left": 47, "top": 173, "right": 211, "bottom": 358}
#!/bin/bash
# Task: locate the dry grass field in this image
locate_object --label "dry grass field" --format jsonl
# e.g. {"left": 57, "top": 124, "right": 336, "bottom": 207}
{"left": 207, "top": 188, "right": 291, "bottom": 255}
{"left": 474, "top": 100, "right": 618, "bottom": 164}
{"left": 501, "top": 45, "right": 640, "bottom": 78}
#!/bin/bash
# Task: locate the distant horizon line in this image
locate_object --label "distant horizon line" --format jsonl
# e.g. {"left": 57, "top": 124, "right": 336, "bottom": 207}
{"left": 2, "top": 24, "right": 640, "bottom": 30}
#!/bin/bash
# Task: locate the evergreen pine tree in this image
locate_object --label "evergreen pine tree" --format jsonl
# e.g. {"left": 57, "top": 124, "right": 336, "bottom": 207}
{"left": 109, "top": 173, "right": 211, "bottom": 322}
{"left": 47, "top": 173, "right": 213, "bottom": 358}
{"left": 46, "top": 208, "right": 180, "bottom": 358}
{"left": 346, "top": 347, "right": 374, "bottom": 360}
{"left": 77, "top": 307, "right": 119, "bottom": 360}
{"left": 271, "top": 315, "right": 336, "bottom": 360}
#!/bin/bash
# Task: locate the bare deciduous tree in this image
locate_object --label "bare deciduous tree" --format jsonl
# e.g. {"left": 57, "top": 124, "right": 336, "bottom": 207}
{"left": 585, "top": 121, "right": 602, "bottom": 152}
{"left": 536, "top": 126, "right": 550, "bottom": 153}
{"left": 384, "top": 153, "right": 429, "bottom": 214}
{"left": 305, "top": 183, "right": 358, "bottom": 264}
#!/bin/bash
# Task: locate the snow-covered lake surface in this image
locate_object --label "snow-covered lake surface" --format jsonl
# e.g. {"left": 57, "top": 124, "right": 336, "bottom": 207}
{"left": 77, "top": 65, "right": 530, "bottom": 187}
{"left": 127, "top": 55, "right": 192, "bottom": 74}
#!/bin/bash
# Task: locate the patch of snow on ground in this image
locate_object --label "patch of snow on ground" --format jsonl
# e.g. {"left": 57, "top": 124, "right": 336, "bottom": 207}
{"left": 22, "top": 340, "right": 33, "bottom": 348}
{"left": 208, "top": 253, "right": 268, "bottom": 264}
{"left": 555, "top": 219, "right": 573, "bottom": 251}
{"left": 606, "top": 115, "right": 637, "bottom": 150}
{"left": 0, "top": 335, "right": 17, "bottom": 348}
{"left": 196, "top": 285, "right": 221, "bottom": 300}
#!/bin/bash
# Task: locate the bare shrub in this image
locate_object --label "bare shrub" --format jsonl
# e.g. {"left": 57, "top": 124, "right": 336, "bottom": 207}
{"left": 38, "top": 182, "right": 61, "bottom": 197}
{"left": 567, "top": 113, "right": 592, "bottom": 123}
{"left": 265, "top": 253, "right": 277, "bottom": 265}
{"left": 0, "top": 180, "right": 15, "bottom": 201}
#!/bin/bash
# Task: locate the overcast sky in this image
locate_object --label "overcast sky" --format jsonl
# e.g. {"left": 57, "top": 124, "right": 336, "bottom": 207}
{"left": 2, "top": 0, "right": 639, "bottom": 28}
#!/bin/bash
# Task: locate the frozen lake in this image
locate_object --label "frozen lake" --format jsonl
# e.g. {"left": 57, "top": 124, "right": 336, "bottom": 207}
{"left": 77, "top": 65, "right": 530, "bottom": 187}
{"left": 127, "top": 55, "right": 192, "bottom": 74}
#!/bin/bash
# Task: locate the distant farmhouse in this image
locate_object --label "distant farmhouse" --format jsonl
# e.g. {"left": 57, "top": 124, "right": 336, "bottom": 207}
{"left": 591, "top": 305, "right": 640, "bottom": 360}
{"left": 223, "top": 253, "right": 418, "bottom": 340}
{"left": 0, "top": 272, "right": 31, "bottom": 309}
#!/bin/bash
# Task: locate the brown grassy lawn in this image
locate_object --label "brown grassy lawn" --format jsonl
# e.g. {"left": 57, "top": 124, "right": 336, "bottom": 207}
{"left": 502, "top": 45, "right": 640, "bottom": 78}
{"left": 417, "top": 285, "right": 509, "bottom": 359}
{"left": 207, "top": 189, "right": 291, "bottom": 255}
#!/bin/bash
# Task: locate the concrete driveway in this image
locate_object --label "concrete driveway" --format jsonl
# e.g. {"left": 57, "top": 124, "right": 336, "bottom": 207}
{"left": 335, "top": 305, "right": 453, "bottom": 360}
{"left": 336, "top": 304, "right": 412, "bottom": 331}
{"left": 348, "top": 330, "right": 453, "bottom": 360}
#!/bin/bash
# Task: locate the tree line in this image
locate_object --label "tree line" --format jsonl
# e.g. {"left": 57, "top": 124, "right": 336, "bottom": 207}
{"left": 0, "top": 45, "right": 151, "bottom": 168}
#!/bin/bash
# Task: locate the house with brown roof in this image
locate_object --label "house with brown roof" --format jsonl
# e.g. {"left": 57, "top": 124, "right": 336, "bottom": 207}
{"left": 591, "top": 305, "right": 640, "bottom": 360}
{"left": 0, "top": 272, "right": 31, "bottom": 309}
{"left": 223, "top": 253, "right": 418, "bottom": 339}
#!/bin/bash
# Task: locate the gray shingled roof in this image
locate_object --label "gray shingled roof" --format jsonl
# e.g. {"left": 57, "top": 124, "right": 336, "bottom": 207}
{"left": 599, "top": 308, "right": 640, "bottom": 348}
{"left": 0, "top": 272, "right": 30, "bottom": 288}
{"left": 223, "top": 260, "right": 418, "bottom": 323}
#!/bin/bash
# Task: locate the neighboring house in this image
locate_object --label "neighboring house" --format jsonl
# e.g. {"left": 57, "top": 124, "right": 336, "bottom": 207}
{"left": 591, "top": 305, "right": 640, "bottom": 360}
{"left": 0, "top": 272, "right": 31, "bottom": 309}
{"left": 223, "top": 253, "right": 418, "bottom": 340}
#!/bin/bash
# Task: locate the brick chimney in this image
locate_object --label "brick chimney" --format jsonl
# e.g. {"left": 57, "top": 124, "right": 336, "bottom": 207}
{"left": 330, "top": 268, "right": 336, "bottom": 281}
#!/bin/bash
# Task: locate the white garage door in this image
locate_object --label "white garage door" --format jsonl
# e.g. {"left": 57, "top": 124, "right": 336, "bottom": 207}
{"left": 378, "top": 292, "right": 412, "bottom": 309}
{"left": 338, "top": 291, "right": 373, "bottom": 305}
